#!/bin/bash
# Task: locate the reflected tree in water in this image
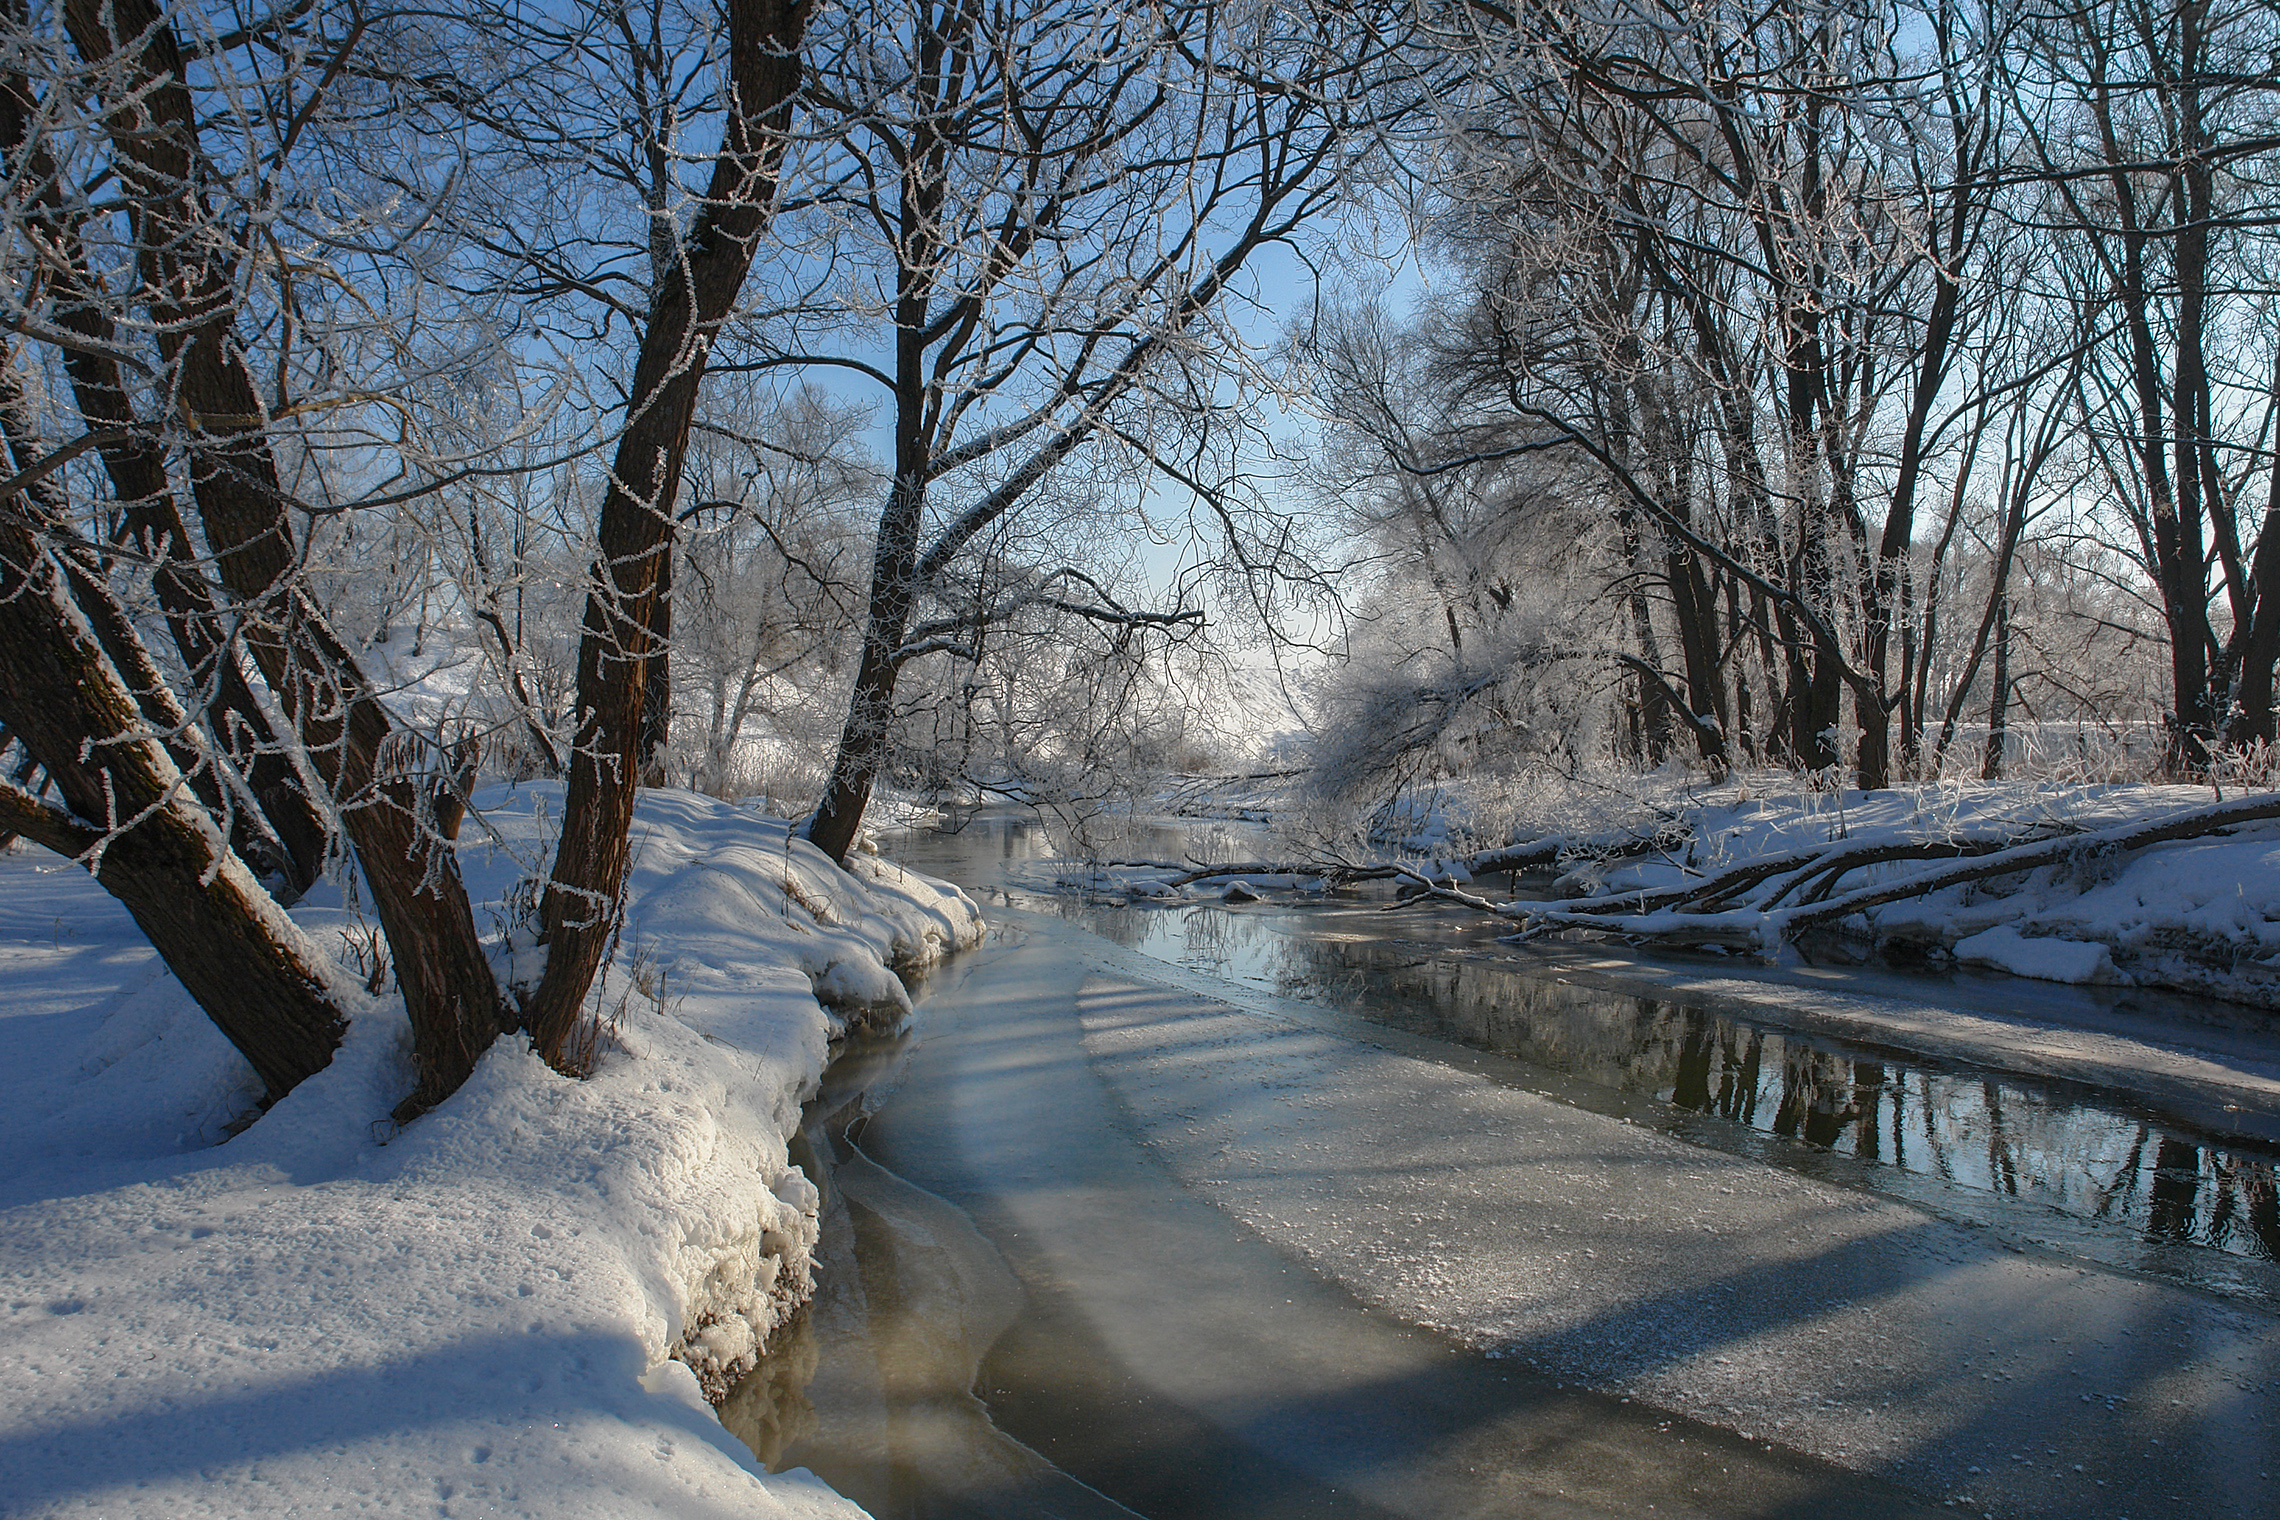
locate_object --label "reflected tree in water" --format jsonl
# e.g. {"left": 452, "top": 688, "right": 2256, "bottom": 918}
{"left": 2149, "top": 1137, "right": 2205, "bottom": 1243}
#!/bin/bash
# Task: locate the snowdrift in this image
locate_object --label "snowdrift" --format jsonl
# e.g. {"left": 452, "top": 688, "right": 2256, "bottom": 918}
{"left": 0, "top": 786, "right": 982, "bottom": 1519}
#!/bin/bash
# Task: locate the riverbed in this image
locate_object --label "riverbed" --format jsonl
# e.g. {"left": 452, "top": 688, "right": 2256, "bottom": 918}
{"left": 724, "top": 810, "right": 2280, "bottom": 1519}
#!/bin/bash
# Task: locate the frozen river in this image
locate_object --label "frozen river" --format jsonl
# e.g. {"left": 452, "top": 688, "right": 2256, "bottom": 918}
{"left": 724, "top": 811, "right": 2280, "bottom": 1519}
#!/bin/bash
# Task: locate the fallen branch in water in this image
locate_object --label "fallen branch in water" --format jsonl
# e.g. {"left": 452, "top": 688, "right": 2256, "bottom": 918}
{"left": 1102, "top": 858, "right": 1413, "bottom": 888}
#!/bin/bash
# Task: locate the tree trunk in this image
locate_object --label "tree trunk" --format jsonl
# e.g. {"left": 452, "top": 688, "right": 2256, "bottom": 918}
{"left": 2222, "top": 361, "right": 2280, "bottom": 748}
{"left": 0, "top": 41, "right": 329, "bottom": 893}
{"left": 806, "top": 470, "right": 925, "bottom": 863}
{"left": 1665, "top": 545, "right": 1730, "bottom": 777}
{"left": 1982, "top": 590, "right": 2012, "bottom": 781}
{"left": 520, "top": 0, "right": 812, "bottom": 1067}
{"left": 67, "top": 0, "right": 506, "bottom": 1115}
{"left": 1857, "top": 216, "right": 1967, "bottom": 793}
{"left": 0, "top": 516, "right": 344, "bottom": 1101}
{"left": 638, "top": 547, "right": 676, "bottom": 787}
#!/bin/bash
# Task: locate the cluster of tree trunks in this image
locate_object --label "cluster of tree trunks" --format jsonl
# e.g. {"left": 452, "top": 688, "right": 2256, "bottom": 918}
{"left": 1311, "top": 1, "right": 2280, "bottom": 788}
{"left": 0, "top": 0, "right": 809, "bottom": 1116}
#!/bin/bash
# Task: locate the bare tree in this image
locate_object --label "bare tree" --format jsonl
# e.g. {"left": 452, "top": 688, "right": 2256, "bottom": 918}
{"left": 672, "top": 382, "right": 873, "bottom": 797}
{"left": 1, "top": 0, "right": 514, "bottom": 1112}
{"left": 2006, "top": 0, "right": 2280, "bottom": 767}
{"left": 773, "top": 0, "right": 1395, "bottom": 862}
{"left": 1, "top": 0, "right": 813, "bottom": 1111}
{"left": 1357, "top": 0, "right": 2145, "bottom": 790}
{"left": 516, "top": 0, "right": 810, "bottom": 1067}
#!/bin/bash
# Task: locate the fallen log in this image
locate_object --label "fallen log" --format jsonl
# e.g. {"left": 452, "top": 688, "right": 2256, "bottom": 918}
{"left": 1465, "top": 825, "right": 1689, "bottom": 877}
{"left": 1399, "top": 789, "right": 2280, "bottom": 956}
{"left": 1538, "top": 830, "right": 2049, "bottom": 920}
{"left": 1780, "top": 790, "right": 2280, "bottom": 934}
{"left": 1101, "top": 859, "right": 1413, "bottom": 888}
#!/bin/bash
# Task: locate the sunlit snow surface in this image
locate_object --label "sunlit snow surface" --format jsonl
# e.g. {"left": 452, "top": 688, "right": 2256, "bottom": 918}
{"left": 1578, "top": 780, "right": 2280, "bottom": 999}
{"left": 0, "top": 786, "right": 980, "bottom": 1520}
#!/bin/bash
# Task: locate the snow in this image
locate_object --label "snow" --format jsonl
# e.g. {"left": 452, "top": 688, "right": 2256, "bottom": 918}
{"left": 0, "top": 785, "right": 982, "bottom": 1519}
{"left": 1496, "top": 779, "right": 2280, "bottom": 1002}
{"left": 1952, "top": 924, "right": 2116, "bottom": 983}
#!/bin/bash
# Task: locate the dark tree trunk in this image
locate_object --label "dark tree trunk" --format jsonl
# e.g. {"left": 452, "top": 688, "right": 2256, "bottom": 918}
{"left": 1665, "top": 545, "right": 1731, "bottom": 777}
{"left": 2222, "top": 362, "right": 2280, "bottom": 749}
{"left": 67, "top": 0, "right": 507, "bottom": 1115}
{"left": 1727, "top": 575, "right": 1757, "bottom": 761}
{"left": 1857, "top": 141, "right": 1971, "bottom": 793}
{"left": 520, "top": 0, "right": 812, "bottom": 1067}
{"left": 806, "top": 456, "right": 926, "bottom": 864}
{"left": 0, "top": 516, "right": 344, "bottom": 1100}
{"left": 0, "top": 35, "right": 328, "bottom": 893}
{"left": 2075, "top": 14, "right": 2214, "bottom": 773}
{"left": 1620, "top": 518, "right": 1674, "bottom": 764}
{"left": 1982, "top": 590, "right": 2012, "bottom": 781}
{"left": 638, "top": 548, "right": 675, "bottom": 787}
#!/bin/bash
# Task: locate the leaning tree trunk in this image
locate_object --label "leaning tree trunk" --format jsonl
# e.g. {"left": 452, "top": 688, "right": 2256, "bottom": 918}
{"left": 67, "top": 0, "right": 505, "bottom": 1116}
{"left": 519, "top": 0, "right": 812, "bottom": 1069}
{"left": 0, "top": 48, "right": 329, "bottom": 893}
{"left": 638, "top": 549, "right": 675, "bottom": 787}
{"left": 0, "top": 516, "right": 345, "bottom": 1101}
{"left": 804, "top": 471, "right": 925, "bottom": 865}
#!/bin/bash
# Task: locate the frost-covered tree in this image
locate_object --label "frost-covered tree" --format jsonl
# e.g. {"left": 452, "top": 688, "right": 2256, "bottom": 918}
{"left": 777, "top": 0, "right": 1401, "bottom": 861}
{"left": 0, "top": 0, "right": 811, "bottom": 1111}
{"left": 669, "top": 383, "right": 873, "bottom": 799}
{"left": 2002, "top": 0, "right": 2280, "bottom": 764}
{"left": 1288, "top": 0, "right": 2220, "bottom": 798}
{"left": 0, "top": 0, "right": 512, "bottom": 1109}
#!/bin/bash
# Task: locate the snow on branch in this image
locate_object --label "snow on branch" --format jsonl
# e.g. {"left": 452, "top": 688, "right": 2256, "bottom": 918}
{"left": 1410, "top": 790, "right": 2280, "bottom": 958}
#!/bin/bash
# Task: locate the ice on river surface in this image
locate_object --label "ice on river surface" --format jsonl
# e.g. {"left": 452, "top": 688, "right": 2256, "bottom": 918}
{"left": 864, "top": 812, "right": 2280, "bottom": 1519}
{"left": 1067, "top": 948, "right": 2280, "bottom": 1520}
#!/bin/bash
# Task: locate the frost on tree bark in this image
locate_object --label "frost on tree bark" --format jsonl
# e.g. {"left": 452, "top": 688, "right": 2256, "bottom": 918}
{"left": 59, "top": 0, "right": 506, "bottom": 1116}
{"left": 0, "top": 511, "right": 344, "bottom": 1101}
{"left": 520, "top": 0, "right": 811, "bottom": 1069}
{"left": 797, "top": 0, "right": 1374, "bottom": 863}
{"left": 0, "top": 87, "right": 327, "bottom": 891}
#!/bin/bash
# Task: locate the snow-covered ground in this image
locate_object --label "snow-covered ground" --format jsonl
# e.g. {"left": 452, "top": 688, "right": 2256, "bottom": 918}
{"left": 1572, "top": 781, "right": 2280, "bottom": 995}
{"left": 0, "top": 785, "right": 981, "bottom": 1519}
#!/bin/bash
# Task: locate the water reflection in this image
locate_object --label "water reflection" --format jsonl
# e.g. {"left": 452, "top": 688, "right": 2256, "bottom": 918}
{"left": 717, "top": 1303, "right": 819, "bottom": 1468}
{"left": 1081, "top": 897, "right": 2280, "bottom": 1292}
{"left": 721, "top": 1025, "right": 1144, "bottom": 1519}
{"left": 893, "top": 807, "right": 1274, "bottom": 886}
{"left": 879, "top": 810, "right": 2280, "bottom": 1304}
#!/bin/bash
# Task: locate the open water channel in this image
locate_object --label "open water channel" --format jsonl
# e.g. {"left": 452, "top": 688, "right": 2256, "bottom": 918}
{"left": 721, "top": 810, "right": 2280, "bottom": 1519}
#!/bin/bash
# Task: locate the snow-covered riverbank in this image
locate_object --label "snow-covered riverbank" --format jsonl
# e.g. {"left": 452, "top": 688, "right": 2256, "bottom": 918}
{"left": 1096, "top": 778, "right": 2280, "bottom": 1008}
{"left": 0, "top": 786, "right": 980, "bottom": 1519}
{"left": 1559, "top": 782, "right": 2280, "bottom": 995}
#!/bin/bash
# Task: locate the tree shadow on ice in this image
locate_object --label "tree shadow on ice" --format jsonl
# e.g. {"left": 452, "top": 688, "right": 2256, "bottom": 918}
{"left": 975, "top": 1288, "right": 1951, "bottom": 1520}
{"left": 0, "top": 1328, "right": 773, "bottom": 1516}
{"left": 1475, "top": 1219, "right": 2280, "bottom": 1519}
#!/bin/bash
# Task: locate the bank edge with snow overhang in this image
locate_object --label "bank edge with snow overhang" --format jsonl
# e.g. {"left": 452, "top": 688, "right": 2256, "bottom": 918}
{"left": 0, "top": 784, "right": 982, "bottom": 1520}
